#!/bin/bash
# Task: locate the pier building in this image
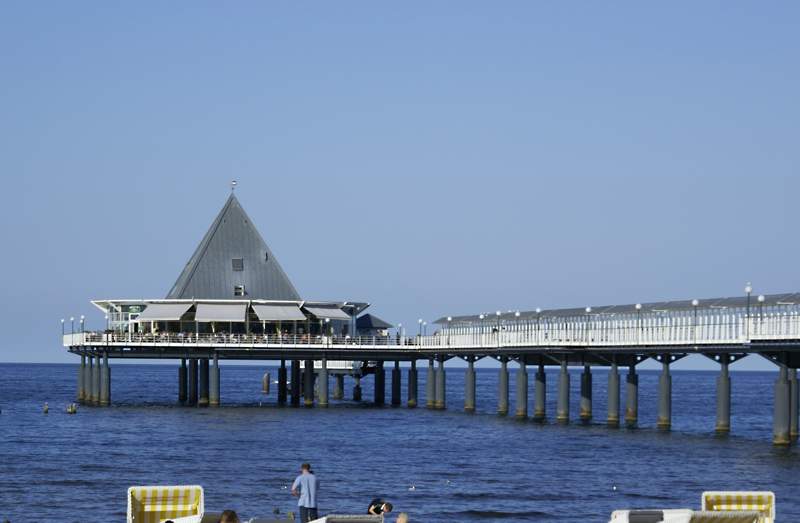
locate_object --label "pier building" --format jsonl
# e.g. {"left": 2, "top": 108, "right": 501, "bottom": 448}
{"left": 63, "top": 192, "right": 800, "bottom": 445}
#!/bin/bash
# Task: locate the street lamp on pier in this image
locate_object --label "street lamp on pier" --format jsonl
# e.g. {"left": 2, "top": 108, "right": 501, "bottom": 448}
{"left": 70, "top": 317, "right": 75, "bottom": 335}
{"left": 446, "top": 317, "right": 452, "bottom": 346}
{"left": 635, "top": 303, "right": 642, "bottom": 343}
{"left": 61, "top": 318, "right": 65, "bottom": 336}
{"left": 535, "top": 308, "right": 542, "bottom": 344}
{"left": 758, "top": 294, "right": 765, "bottom": 323}
{"left": 585, "top": 307, "right": 592, "bottom": 343}
{"left": 418, "top": 318, "right": 423, "bottom": 338}
{"left": 80, "top": 315, "right": 85, "bottom": 334}
{"left": 745, "top": 283, "right": 753, "bottom": 339}
{"left": 691, "top": 299, "right": 699, "bottom": 345}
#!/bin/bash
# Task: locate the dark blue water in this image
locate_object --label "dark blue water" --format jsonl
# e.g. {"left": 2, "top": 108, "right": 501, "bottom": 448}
{"left": 1, "top": 363, "right": 798, "bottom": 522}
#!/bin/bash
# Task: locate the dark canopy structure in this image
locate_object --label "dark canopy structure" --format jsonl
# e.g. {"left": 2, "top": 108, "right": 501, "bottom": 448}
{"left": 356, "top": 314, "right": 394, "bottom": 330}
{"left": 166, "top": 194, "right": 301, "bottom": 301}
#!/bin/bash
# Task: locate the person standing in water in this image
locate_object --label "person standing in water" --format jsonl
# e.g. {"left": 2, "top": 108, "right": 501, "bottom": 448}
{"left": 291, "top": 462, "right": 319, "bottom": 522}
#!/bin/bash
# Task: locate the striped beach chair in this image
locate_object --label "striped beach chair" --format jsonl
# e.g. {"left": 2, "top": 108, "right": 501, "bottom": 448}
{"left": 127, "top": 485, "right": 204, "bottom": 523}
{"left": 701, "top": 492, "right": 774, "bottom": 523}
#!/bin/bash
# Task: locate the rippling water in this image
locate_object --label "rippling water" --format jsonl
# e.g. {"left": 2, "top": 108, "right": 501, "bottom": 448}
{"left": 0, "top": 363, "right": 798, "bottom": 522}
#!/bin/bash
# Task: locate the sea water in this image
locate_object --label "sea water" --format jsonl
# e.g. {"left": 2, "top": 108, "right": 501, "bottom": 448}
{"left": 0, "top": 363, "right": 798, "bottom": 522}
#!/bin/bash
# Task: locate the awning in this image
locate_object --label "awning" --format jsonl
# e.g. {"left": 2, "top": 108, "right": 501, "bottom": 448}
{"left": 252, "top": 304, "right": 307, "bottom": 322}
{"left": 195, "top": 303, "right": 247, "bottom": 322}
{"left": 302, "top": 306, "right": 351, "bottom": 321}
{"left": 136, "top": 303, "right": 193, "bottom": 322}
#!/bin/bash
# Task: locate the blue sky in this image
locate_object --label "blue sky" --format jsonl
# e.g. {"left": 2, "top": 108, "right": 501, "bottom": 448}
{"left": 1, "top": 3, "right": 798, "bottom": 369}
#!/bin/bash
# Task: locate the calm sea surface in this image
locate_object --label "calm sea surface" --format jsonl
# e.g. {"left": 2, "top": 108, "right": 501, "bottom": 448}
{"left": 0, "top": 363, "right": 798, "bottom": 522}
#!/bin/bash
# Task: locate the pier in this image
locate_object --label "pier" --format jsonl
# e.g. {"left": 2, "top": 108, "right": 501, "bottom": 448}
{"left": 62, "top": 191, "right": 800, "bottom": 445}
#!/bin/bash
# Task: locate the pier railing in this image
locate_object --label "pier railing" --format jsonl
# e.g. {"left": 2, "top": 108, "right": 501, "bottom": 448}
{"left": 63, "top": 311, "right": 800, "bottom": 351}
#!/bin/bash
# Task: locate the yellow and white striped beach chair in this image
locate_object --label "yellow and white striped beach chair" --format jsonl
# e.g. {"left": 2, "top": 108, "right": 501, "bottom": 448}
{"left": 701, "top": 492, "right": 774, "bottom": 523}
{"left": 127, "top": 485, "right": 204, "bottom": 523}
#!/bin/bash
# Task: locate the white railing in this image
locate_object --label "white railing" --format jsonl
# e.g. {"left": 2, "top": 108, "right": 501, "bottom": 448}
{"left": 63, "top": 311, "right": 800, "bottom": 351}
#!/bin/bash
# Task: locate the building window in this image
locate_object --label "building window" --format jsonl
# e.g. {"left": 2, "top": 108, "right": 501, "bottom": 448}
{"left": 232, "top": 258, "right": 244, "bottom": 271}
{"left": 234, "top": 285, "right": 245, "bottom": 296}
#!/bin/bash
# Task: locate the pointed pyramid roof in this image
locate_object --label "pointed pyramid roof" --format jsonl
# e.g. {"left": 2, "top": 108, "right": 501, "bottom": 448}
{"left": 166, "top": 194, "right": 301, "bottom": 301}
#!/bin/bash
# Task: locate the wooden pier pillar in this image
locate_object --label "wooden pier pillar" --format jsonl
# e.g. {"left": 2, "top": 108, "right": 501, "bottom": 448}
{"left": 99, "top": 353, "right": 110, "bottom": 407}
{"left": 556, "top": 358, "right": 570, "bottom": 424}
{"left": 426, "top": 359, "right": 435, "bottom": 409}
{"left": 83, "top": 355, "right": 92, "bottom": 405}
{"left": 77, "top": 355, "right": 86, "bottom": 403}
{"left": 464, "top": 358, "right": 476, "bottom": 413}
{"left": 304, "top": 359, "right": 315, "bottom": 407}
{"left": 790, "top": 368, "right": 799, "bottom": 441}
{"left": 607, "top": 361, "right": 620, "bottom": 427}
{"left": 774, "top": 363, "right": 791, "bottom": 446}
{"left": 178, "top": 359, "right": 188, "bottom": 405}
{"left": 407, "top": 360, "right": 418, "bottom": 408}
{"left": 374, "top": 361, "right": 385, "bottom": 406}
{"left": 278, "top": 360, "right": 288, "bottom": 405}
{"left": 533, "top": 361, "right": 546, "bottom": 422}
{"left": 580, "top": 364, "right": 592, "bottom": 423}
{"left": 353, "top": 375, "right": 362, "bottom": 401}
{"left": 515, "top": 360, "right": 527, "bottom": 419}
{"left": 715, "top": 354, "right": 731, "bottom": 433}
{"left": 435, "top": 357, "right": 446, "bottom": 410}
{"left": 199, "top": 359, "right": 210, "bottom": 407}
{"left": 91, "top": 355, "right": 100, "bottom": 405}
{"left": 318, "top": 359, "right": 329, "bottom": 408}
{"left": 657, "top": 356, "right": 671, "bottom": 430}
{"left": 332, "top": 374, "right": 344, "bottom": 401}
{"left": 290, "top": 360, "right": 301, "bottom": 407}
{"left": 625, "top": 364, "right": 638, "bottom": 428}
{"left": 209, "top": 354, "right": 220, "bottom": 407}
{"left": 497, "top": 357, "right": 509, "bottom": 416}
{"left": 391, "top": 361, "right": 401, "bottom": 406}
{"left": 188, "top": 359, "right": 199, "bottom": 406}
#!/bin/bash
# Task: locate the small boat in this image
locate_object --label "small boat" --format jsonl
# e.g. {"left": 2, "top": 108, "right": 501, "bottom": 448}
{"left": 609, "top": 491, "right": 775, "bottom": 523}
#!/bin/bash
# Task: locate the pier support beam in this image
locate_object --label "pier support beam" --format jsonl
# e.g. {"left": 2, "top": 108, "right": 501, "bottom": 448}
{"left": 188, "top": 359, "right": 198, "bottom": 406}
{"left": 92, "top": 355, "right": 100, "bottom": 405}
{"left": 391, "top": 361, "right": 401, "bottom": 407}
{"left": 426, "top": 359, "right": 435, "bottom": 409}
{"left": 625, "top": 364, "right": 638, "bottom": 428}
{"left": 178, "top": 359, "right": 187, "bottom": 405}
{"left": 304, "top": 359, "right": 315, "bottom": 407}
{"left": 333, "top": 374, "right": 344, "bottom": 401}
{"left": 790, "top": 369, "right": 799, "bottom": 441}
{"left": 715, "top": 355, "right": 731, "bottom": 433}
{"left": 77, "top": 355, "right": 85, "bottom": 403}
{"left": 407, "top": 360, "right": 418, "bottom": 408}
{"left": 607, "top": 361, "right": 620, "bottom": 427}
{"left": 533, "top": 361, "right": 546, "bottom": 422}
{"left": 83, "top": 356, "right": 92, "bottom": 405}
{"left": 498, "top": 357, "right": 509, "bottom": 416}
{"left": 99, "top": 353, "right": 110, "bottom": 407}
{"left": 278, "top": 360, "right": 288, "bottom": 405}
{"left": 353, "top": 375, "right": 362, "bottom": 401}
{"left": 515, "top": 360, "right": 528, "bottom": 419}
{"left": 657, "top": 356, "right": 671, "bottom": 430}
{"left": 290, "top": 360, "right": 301, "bottom": 407}
{"left": 374, "top": 361, "right": 385, "bottom": 406}
{"left": 318, "top": 359, "right": 328, "bottom": 408}
{"left": 773, "top": 362, "right": 791, "bottom": 446}
{"left": 209, "top": 354, "right": 220, "bottom": 407}
{"left": 556, "top": 358, "right": 570, "bottom": 424}
{"left": 435, "top": 357, "right": 446, "bottom": 410}
{"left": 464, "top": 358, "right": 476, "bottom": 413}
{"left": 199, "top": 359, "right": 210, "bottom": 407}
{"left": 580, "top": 364, "right": 592, "bottom": 423}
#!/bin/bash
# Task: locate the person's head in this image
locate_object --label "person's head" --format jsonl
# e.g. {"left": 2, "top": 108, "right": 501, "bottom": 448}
{"left": 383, "top": 502, "right": 393, "bottom": 514}
{"left": 301, "top": 462, "right": 311, "bottom": 473}
{"left": 396, "top": 514, "right": 409, "bottom": 523}
{"left": 219, "top": 509, "right": 240, "bottom": 523}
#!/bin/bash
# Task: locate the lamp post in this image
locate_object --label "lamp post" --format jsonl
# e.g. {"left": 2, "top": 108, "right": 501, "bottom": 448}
{"left": 635, "top": 303, "right": 642, "bottom": 344}
{"left": 418, "top": 318, "right": 423, "bottom": 338}
{"left": 514, "top": 311, "right": 520, "bottom": 343}
{"left": 70, "top": 317, "right": 75, "bottom": 335}
{"left": 447, "top": 316, "right": 452, "bottom": 346}
{"left": 745, "top": 282, "right": 752, "bottom": 339}
{"left": 397, "top": 323, "right": 402, "bottom": 345}
{"left": 61, "top": 318, "right": 65, "bottom": 336}
{"left": 495, "top": 310, "right": 501, "bottom": 347}
{"left": 535, "top": 308, "right": 542, "bottom": 344}
{"left": 585, "top": 307, "right": 592, "bottom": 343}
{"left": 758, "top": 294, "right": 765, "bottom": 323}
{"left": 80, "top": 315, "right": 85, "bottom": 334}
{"left": 691, "top": 299, "right": 699, "bottom": 345}
{"left": 324, "top": 318, "right": 330, "bottom": 348}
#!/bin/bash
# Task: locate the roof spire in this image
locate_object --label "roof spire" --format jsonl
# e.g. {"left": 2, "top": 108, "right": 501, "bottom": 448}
{"left": 231, "top": 180, "right": 238, "bottom": 192}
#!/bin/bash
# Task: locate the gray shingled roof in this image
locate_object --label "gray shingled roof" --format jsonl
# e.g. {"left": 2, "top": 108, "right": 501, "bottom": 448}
{"left": 166, "top": 194, "right": 301, "bottom": 301}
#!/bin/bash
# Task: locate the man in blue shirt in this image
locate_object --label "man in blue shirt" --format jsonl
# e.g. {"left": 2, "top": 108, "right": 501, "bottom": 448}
{"left": 291, "top": 462, "right": 319, "bottom": 522}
